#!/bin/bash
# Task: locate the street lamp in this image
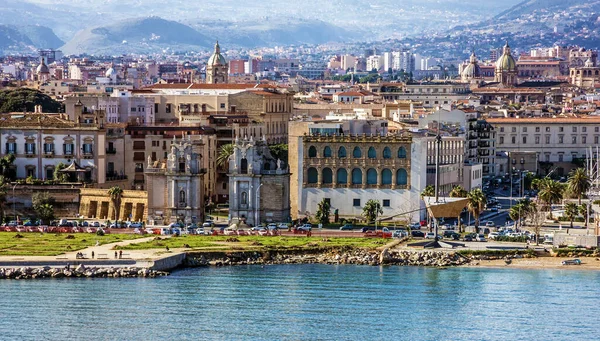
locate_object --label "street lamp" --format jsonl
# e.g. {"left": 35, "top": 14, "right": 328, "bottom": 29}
{"left": 12, "top": 183, "right": 18, "bottom": 223}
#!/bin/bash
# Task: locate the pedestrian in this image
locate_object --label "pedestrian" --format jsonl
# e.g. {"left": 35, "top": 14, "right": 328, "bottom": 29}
{"left": 66, "top": 263, "right": 70, "bottom": 271}
{"left": 91, "top": 251, "right": 95, "bottom": 259}
{"left": 114, "top": 251, "right": 117, "bottom": 259}
{"left": 119, "top": 250, "right": 122, "bottom": 259}
{"left": 166, "top": 246, "right": 170, "bottom": 252}
{"left": 95, "top": 240, "right": 100, "bottom": 247}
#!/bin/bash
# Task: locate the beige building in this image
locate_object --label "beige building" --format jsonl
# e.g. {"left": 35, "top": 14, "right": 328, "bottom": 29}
{"left": 569, "top": 59, "right": 600, "bottom": 88}
{"left": 79, "top": 188, "right": 147, "bottom": 222}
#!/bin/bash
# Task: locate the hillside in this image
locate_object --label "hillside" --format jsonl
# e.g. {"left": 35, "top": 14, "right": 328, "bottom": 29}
{"left": 60, "top": 17, "right": 212, "bottom": 55}
{"left": 0, "top": 25, "right": 64, "bottom": 55}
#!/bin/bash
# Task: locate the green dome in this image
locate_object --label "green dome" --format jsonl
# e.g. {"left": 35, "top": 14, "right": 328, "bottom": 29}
{"left": 207, "top": 41, "right": 227, "bottom": 66}
{"left": 496, "top": 41, "right": 517, "bottom": 72}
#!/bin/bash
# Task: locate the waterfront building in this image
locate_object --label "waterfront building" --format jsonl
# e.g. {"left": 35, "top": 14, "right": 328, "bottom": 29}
{"left": 228, "top": 137, "right": 290, "bottom": 226}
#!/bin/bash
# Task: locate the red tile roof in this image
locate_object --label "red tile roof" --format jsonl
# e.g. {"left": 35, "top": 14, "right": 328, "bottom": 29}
{"left": 144, "top": 83, "right": 277, "bottom": 90}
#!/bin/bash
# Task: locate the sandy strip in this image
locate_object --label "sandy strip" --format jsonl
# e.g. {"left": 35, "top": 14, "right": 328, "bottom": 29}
{"left": 465, "top": 256, "right": 600, "bottom": 270}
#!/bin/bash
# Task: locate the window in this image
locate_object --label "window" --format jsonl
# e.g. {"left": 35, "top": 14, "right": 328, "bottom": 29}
{"left": 596, "top": 127, "right": 599, "bottom": 133}
{"left": 522, "top": 136, "right": 527, "bottom": 144}
{"left": 351, "top": 168, "right": 362, "bottom": 184}
{"left": 382, "top": 199, "right": 390, "bottom": 207}
{"left": 83, "top": 143, "right": 93, "bottom": 154}
{"left": 383, "top": 147, "right": 391, "bottom": 159}
{"left": 25, "top": 142, "right": 35, "bottom": 154}
{"left": 546, "top": 135, "right": 550, "bottom": 144}
{"left": 511, "top": 127, "right": 516, "bottom": 133}
{"left": 26, "top": 167, "right": 35, "bottom": 178}
{"left": 583, "top": 127, "right": 587, "bottom": 133}
{"left": 220, "top": 103, "right": 226, "bottom": 109}
{"left": 500, "top": 127, "right": 504, "bottom": 132}
{"left": 583, "top": 136, "right": 587, "bottom": 144}
{"left": 307, "top": 168, "right": 318, "bottom": 184}
{"left": 166, "top": 104, "right": 171, "bottom": 114}
{"left": 366, "top": 168, "right": 377, "bottom": 185}
{"left": 367, "top": 147, "right": 376, "bottom": 159}
{"left": 46, "top": 167, "right": 54, "bottom": 180}
{"left": 308, "top": 146, "right": 317, "bottom": 158}
{"left": 520, "top": 158, "right": 525, "bottom": 164}
{"left": 241, "top": 192, "right": 248, "bottom": 205}
{"left": 559, "top": 127, "right": 564, "bottom": 132}
{"left": 396, "top": 168, "right": 408, "bottom": 185}
{"left": 5, "top": 142, "right": 16, "bottom": 154}
{"left": 558, "top": 136, "right": 563, "bottom": 144}
{"left": 546, "top": 127, "right": 550, "bottom": 132}
{"left": 572, "top": 136, "right": 577, "bottom": 144}
{"left": 535, "top": 127, "right": 540, "bottom": 132}
{"left": 397, "top": 147, "right": 407, "bottom": 158}
{"left": 352, "top": 147, "right": 362, "bottom": 158}
{"left": 323, "top": 146, "right": 332, "bottom": 158}
{"left": 499, "top": 136, "right": 504, "bottom": 144}
{"left": 558, "top": 154, "right": 563, "bottom": 162}
{"left": 135, "top": 163, "right": 144, "bottom": 172}
{"left": 596, "top": 136, "right": 599, "bottom": 144}
{"left": 338, "top": 146, "right": 347, "bottom": 158}
{"left": 535, "top": 136, "right": 540, "bottom": 144}
{"left": 322, "top": 168, "right": 333, "bottom": 184}
{"left": 43, "top": 142, "right": 54, "bottom": 154}
{"left": 381, "top": 169, "right": 392, "bottom": 185}
{"left": 353, "top": 199, "right": 361, "bottom": 207}
{"left": 336, "top": 168, "right": 348, "bottom": 184}
{"left": 573, "top": 127, "right": 577, "bottom": 132}
{"left": 523, "top": 127, "right": 527, "bottom": 132}
{"left": 511, "top": 136, "right": 516, "bottom": 144}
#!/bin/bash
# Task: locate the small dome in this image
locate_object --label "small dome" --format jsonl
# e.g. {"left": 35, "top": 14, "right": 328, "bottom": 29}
{"left": 496, "top": 41, "right": 517, "bottom": 72}
{"left": 462, "top": 51, "right": 481, "bottom": 80}
{"left": 105, "top": 66, "right": 117, "bottom": 78}
{"left": 207, "top": 41, "right": 227, "bottom": 66}
{"left": 36, "top": 58, "right": 49, "bottom": 74}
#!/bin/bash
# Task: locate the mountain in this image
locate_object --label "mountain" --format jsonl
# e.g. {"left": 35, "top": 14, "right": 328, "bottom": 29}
{"left": 60, "top": 17, "right": 212, "bottom": 55}
{"left": 0, "top": 25, "right": 64, "bottom": 55}
{"left": 194, "top": 19, "right": 355, "bottom": 48}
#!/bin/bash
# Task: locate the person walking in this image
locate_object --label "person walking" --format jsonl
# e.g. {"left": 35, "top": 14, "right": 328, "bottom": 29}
{"left": 119, "top": 250, "right": 123, "bottom": 259}
{"left": 91, "top": 251, "right": 95, "bottom": 259}
{"left": 114, "top": 251, "right": 118, "bottom": 259}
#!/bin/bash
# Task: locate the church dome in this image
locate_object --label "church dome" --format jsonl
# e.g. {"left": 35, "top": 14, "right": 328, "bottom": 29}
{"left": 462, "top": 51, "right": 481, "bottom": 79}
{"left": 496, "top": 41, "right": 517, "bottom": 72}
{"left": 36, "top": 58, "right": 49, "bottom": 74}
{"left": 207, "top": 41, "right": 227, "bottom": 66}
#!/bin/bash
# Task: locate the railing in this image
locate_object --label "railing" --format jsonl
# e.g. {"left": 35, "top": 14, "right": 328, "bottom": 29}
{"left": 106, "top": 174, "right": 128, "bottom": 181}
{"left": 106, "top": 148, "right": 117, "bottom": 154}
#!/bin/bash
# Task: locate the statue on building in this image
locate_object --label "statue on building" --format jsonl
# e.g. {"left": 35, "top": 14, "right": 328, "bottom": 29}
{"left": 148, "top": 155, "right": 153, "bottom": 169}
{"left": 277, "top": 159, "right": 282, "bottom": 170}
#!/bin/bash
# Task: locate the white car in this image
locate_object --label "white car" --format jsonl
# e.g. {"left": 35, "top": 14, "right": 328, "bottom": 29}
{"left": 485, "top": 221, "right": 495, "bottom": 228}
{"left": 267, "top": 223, "right": 278, "bottom": 230}
{"left": 424, "top": 232, "right": 435, "bottom": 239}
{"left": 475, "top": 234, "right": 487, "bottom": 242}
{"left": 488, "top": 232, "right": 500, "bottom": 240}
{"left": 277, "top": 223, "right": 288, "bottom": 229}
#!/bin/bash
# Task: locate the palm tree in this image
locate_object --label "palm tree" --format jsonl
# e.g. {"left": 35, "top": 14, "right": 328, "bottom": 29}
{"left": 449, "top": 185, "right": 468, "bottom": 232}
{"left": 362, "top": 199, "right": 383, "bottom": 226}
{"left": 564, "top": 202, "right": 579, "bottom": 228}
{"left": 537, "top": 178, "right": 564, "bottom": 219}
{"left": 467, "top": 188, "right": 487, "bottom": 233}
{"left": 216, "top": 144, "right": 234, "bottom": 171}
{"left": 567, "top": 168, "right": 590, "bottom": 205}
{"left": 107, "top": 186, "right": 124, "bottom": 221}
{"left": 509, "top": 198, "right": 532, "bottom": 229}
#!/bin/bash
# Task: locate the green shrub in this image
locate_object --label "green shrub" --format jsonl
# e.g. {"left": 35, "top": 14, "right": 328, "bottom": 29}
{"left": 96, "top": 229, "right": 105, "bottom": 236}
{"left": 494, "top": 236, "right": 530, "bottom": 243}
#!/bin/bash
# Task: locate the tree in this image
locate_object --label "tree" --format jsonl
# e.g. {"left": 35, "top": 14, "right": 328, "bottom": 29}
{"left": 315, "top": 198, "right": 331, "bottom": 225}
{"left": 0, "top": 154, "right": 15, "bottom": 181}
{"left": 32, "top": 192, "right": 55, "bottom": 209}
{"left": 107, "top": 186, "right": 124, "bottom": 221}
{"left": 362, "top": 199, "right": 383, "bottom": 225}
{"left": 567, "top": 168, "right": 590, "bottom": 205}
{"left": 216, "top": 144, "right": 233, "bottom": 171}
{"left": 35, "top": 203, "right": 54, "bottom": 225}
{"left": 509, "top": 198, "right": 533, "bottom": 229}
{"left": 0, "top": 178, "right": 7, "bottom": 224}
{"left": 526, "top": 201, "right": 546, "bottom": 245}
{"left": 420, "top": 185, "right": 435, "bottom": 199}
{"left": 449, "top": 185, "right": 468, "bottom": 232}
{"left": 54, "top": 162, "right": 70, "bottom": 183}
{"left": 564, "top": 202, "right": 579, "bottom": 228}
{"left": 467, "top": 188, "right": 487, "bottom": 232}
{"left": 537, "top": 178, "right": 564, "bottom": 219}
{"left": 0, "top": 88, "right": 62, "bottom": 113}
{"left": 269, "top": 144, "right": 288, "bottom": 164}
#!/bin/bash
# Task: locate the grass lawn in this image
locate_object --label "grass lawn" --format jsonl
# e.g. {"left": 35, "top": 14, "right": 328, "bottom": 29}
{"left": 0, "top": 232, "right": 145, "bottom": 256}
{"left": 117, "top": 235, "right": 390, "bottom": 251}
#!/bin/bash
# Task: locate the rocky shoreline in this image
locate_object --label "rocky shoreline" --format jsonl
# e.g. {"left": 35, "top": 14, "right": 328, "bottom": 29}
{"left": 185, "top": 248, "right": 472, "bottom": 267}
{"left": 0, "top": 265, "right": 169, "bottom": 280}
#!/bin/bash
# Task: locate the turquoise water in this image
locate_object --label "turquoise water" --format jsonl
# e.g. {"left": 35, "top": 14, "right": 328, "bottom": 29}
{"left": 2, "top": 265, "right": 599, "bottom": 340}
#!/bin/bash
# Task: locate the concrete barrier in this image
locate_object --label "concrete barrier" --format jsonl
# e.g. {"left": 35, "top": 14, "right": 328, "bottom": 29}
{"left": 148, "top": 253, "right": 186, "bottom": 271}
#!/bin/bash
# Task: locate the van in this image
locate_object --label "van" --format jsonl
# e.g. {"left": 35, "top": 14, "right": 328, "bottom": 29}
{"left": 543, "top": 234, "right": 554, "bottom": 245}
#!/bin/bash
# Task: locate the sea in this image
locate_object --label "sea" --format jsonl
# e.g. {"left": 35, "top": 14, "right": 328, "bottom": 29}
{"left": 1, "top": 265, "right": 599, "bottom": 341}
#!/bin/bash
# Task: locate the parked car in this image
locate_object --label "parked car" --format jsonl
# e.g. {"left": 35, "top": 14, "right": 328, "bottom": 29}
{"left": 561, "top": 259, "right": 581, "bottom": 266}
{"left": 267, "top": 223, "right": 278, "bottom": 230}
{"left": 443, "top": 230, "right": 460, "bottom": 240}
{"left": 485, "top": 221, "right": 495, "bottom": 228}
{"left": 202, "top": 220, "right": 214, "bottom": 228}
{"left": 409, "top": 222, "right": 421, "bottom": 230}
{"left": 463, "top": 233, "right": 477, "bottom": 241}
{"left": 339, "top": 224, "right": 354, "bottom": 230}
{"left": 278, "top": 223, "right": 288, "bottom": 229}
{"left": 488, "top": 232, "right": 500, "bottom": 240}
{"left": 298, "top": 223, "right": 312, "bottom": 231}
{"left": 361, "top": 226, "right": 376, "bottom": 233}
{"left": 489, "top": 207, "right": 498, "bottom": 212}
{"left": 475, "top": 234, "right": 487, "bottom": 242}
{"left": 411, "top": 230, "right": 425, "bottom": 238}
{"left": 424, "top": 232, "right": 436, "bottom": 239}
{"left": 92, "top": 221, "right": 100, "bottom": 227}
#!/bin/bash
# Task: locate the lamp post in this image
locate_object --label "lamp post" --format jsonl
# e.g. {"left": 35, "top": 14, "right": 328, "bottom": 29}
{"left": 12, "top": 183, "right": 18, "bottom": 223}
{"left": 254, "top": 183, "right": 263, "bottom": 227}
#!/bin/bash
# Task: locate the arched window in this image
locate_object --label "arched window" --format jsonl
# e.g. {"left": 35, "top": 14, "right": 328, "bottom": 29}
{"left": 338, "top": 146, "right": 347, "bottom": 158}
{"left": 336, "top": 168, "right": 348, "bottom": 184}
{"left": 308, "top": 146, "right": 317, "bottom": 158}
{"left": 307, "top": 168, "right": 318, "bottom": 184}
{"left": 398, "top": 147, "right": 407, "bottom": 159}
{"left": 322, "top": 168, "right": 333, "bottom": 184}
{"left": 367, "top": 168, "right": 377, "bottom": 184}
{"left": 382, "top": 169, "right": 392, "bottom": 185}
{"left": 241, "top": 158, "right": 248, "bottom": 174}
{"left": 383, "top": 147, "right": 391, "bottom": 159}
{"left": 352, "top": 168, "right": 362, "bottom": 184}
{"left": 323, "top": 146, "right": 332, "bottom": 158}
{"left": 368, "top": 147, "right": 376, "bottom": 159}
{"left": 396, "top": 168, "right": 408, "bottom": 185}
{"left": 352, "top": 147, "right": 362, "bottom": 158}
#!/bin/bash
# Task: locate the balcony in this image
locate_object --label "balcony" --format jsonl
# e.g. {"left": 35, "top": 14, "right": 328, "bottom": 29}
{"left": 25, "top": 151, "right": 36, "bottom": 158}
{"left": 106, "top": 173, "right": 127, "bottom": 181}
{"left": 43, "top": 151, "right": 54, "bottom": 158}
{"left": 82, "top": 152, "right": 94, "bottom": 159}
{"left": 106, "top": 148, "right": 117, "bottom": 154}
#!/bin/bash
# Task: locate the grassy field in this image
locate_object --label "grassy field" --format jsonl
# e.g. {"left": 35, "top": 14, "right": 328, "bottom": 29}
{"left": 0, "top": 233, "right": 145, "bottom": 256}
{"left": 117, "top": 235, "right": 391, "bottom": 251}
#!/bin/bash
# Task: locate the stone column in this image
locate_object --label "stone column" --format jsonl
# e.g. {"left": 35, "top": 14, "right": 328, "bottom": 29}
{"left": 171, "top": 180, "right": 177, "bottom": 208}
{"left": 391, "top": 169, "right": 397, "bottom": 190}
{"left": 361, "top": 168, "right": 367, "bottom": 189}
{"left": 317, "top": 167, "right": 322, "bottom": 187}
